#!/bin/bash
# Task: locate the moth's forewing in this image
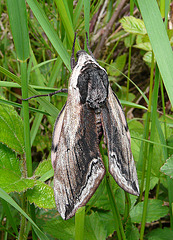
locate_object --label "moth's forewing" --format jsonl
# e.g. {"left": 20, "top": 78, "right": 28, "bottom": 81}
{"left": 51, "top": 59, "right": 105, "bottom": 220}
{"left": 101, "top": 86, "right": 139, "bottom": 196}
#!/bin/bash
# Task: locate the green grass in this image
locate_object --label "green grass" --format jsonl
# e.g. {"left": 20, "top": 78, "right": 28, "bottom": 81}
{"left": 0, "top": 0, "right": 173, "bottom": 239}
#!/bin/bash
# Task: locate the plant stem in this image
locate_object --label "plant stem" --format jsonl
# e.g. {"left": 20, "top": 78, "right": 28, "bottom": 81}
{"left": 140, "top": 64, "right": 159, "bottom": 240}
{"left": 18, "top": 193, "right": 27, "bottom": 240}
{"left": 21, "top": 61, "right": 32, "bottom": 177}
{"left": 75, "top": 206, "right": 85, "bottom": 240}
{"left": 138, "top": 52, "right": 155, "bottom": 202}
{"left": 124, "top": 192, "right": 131, "bottom": 223}
{"left": 21, "top": 61, "right": 37, "bottom": 239}
{"left": 100, "top": 145, "right": 126, "bottom": 240}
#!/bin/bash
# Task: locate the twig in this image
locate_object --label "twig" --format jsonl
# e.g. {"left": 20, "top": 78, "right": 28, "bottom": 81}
{"left": 94, "top": 0, "right": 128, "bottom": 59}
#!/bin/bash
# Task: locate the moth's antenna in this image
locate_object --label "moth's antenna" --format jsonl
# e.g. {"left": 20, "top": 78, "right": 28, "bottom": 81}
{"left": 71, "top": 32, "right": 77, "bottom": 70}
{"left": 85, "top": 32, "right": 96, "bottom": 60}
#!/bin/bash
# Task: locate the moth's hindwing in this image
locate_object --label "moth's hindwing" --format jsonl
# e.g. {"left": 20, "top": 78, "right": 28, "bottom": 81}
{"left": 51, "top": 94, "right": 105, "bottom": 220}
{"left": 101, "top": 86, "right": 140, "bottom": 196}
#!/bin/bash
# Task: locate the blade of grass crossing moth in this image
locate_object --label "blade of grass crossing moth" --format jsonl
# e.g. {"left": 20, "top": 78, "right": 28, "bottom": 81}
{"left": 84, "top": 0, "right": 90, "bottom": 50}
{"left": 137, "top": 0, "right": 173, "bottom": 106}
{"left": 75, "top": 207, "right": 85, "bottom": 240}
{"left": 26, "top": 0, "right": 71, "bottom": 71}
{"left": 140, "top": 65, "right": 160, "bottom": 240}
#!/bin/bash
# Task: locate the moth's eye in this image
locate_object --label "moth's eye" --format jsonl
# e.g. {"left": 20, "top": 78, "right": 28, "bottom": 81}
{"left": 76, "top": 52, "right": 79, "bottom": 59}
{"left": 76, "top": 51, "right": 81, "bottom": 59}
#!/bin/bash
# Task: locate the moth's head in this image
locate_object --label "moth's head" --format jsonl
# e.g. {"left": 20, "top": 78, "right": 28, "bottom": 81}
{"left": 75, "top": 50, "right": 96, "bottom": 67}
{"left": 71, "top": 32, "right": 96, "bottom": 70}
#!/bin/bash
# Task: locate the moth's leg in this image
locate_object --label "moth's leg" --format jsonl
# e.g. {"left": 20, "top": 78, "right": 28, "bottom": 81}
{"left": 22, "top": 88, "right": 68, "bottom": 101}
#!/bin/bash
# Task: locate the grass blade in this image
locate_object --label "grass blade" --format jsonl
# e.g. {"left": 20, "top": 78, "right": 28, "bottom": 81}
{"left": 0, "top": 188, "right": 49, "bottom": 240}
{"left": 6, "top": 0, "right": 29, "bottom": 61}
{"left": 137, "top": 0, "right": 173, "bottom": 106}
{"left": 26, "top": 0, "right": 71, "bottom": 71}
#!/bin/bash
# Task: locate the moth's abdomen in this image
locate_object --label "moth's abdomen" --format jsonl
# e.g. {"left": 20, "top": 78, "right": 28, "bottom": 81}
{"left": 77, "top": 63, "right": 109, "bottom": 109}
{"left": 95, "top": 112, "right": 103, "bottom": 141}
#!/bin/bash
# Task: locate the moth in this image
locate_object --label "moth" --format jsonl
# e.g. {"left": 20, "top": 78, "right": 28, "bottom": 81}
{"left": 51, "top": 33, "right": 139, "bottom": 220}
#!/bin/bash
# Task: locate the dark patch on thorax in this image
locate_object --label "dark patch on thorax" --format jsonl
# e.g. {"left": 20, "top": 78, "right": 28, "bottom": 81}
{"left": 77, "top": 63, "right": 109, "bottom": 110}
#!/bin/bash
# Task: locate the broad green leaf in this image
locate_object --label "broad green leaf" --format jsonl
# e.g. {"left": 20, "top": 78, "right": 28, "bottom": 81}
{"left": 44, "top": 217, "right": 75, "bottom": 240}
{"left": 160, "top": 155, "right": 173, "bottom": 178}
{"left": 107, "top": 54, "right": 127, "bottom": 77}
{"left": 130, "top": 199, "right": 169, "bottom": 223}
{"left": 26, "top": 180, "right": 55, "bottom": 209}
{"left": 97, "top": 211, "right": 115, "bottom": 237}
{"left": 6, "top": 0, "right": 29, "bottom": 60}
{"left": 134, "top": 42, "right": 152, "bottom": 51}
{"left": 143, "top": 51, "right": 155, "bottom": 63}
{"left": 89, "top": 177, "right": 125, "bottom": 216}
{"left": 124, "top": 34, "right": 136, "bottom": 48}
{"left": 136, "top": 34, "right": 150, "bottom": 45}
{"left": 125, "top": 223, "right": 140, "bottom": 240}
{"left": 0, "top": 101, "right": 24, "bottom": 154}
{"left": 120, "top": 16, "right": 147, "bottom": 35}
{"left": 0, "top": 143, "right": 35, "bottom": 193}
{"left": 147, "top": 227, "right": 173, "bottom": 240}
{"left": 0, "top": 188, "right": 49, "bottom": 240}
{"left": 0, "top": 143, "right": 20, "bottom": 174}
{"left": 43, "top": 212, "right": 107, "bottom": 240}
{"left": 0, "top": 173, "right": 35, "bottom": 193}
{"left": 34, "top": 159, "right": 52, "bottom": 177}
{"left": 84, "top": 212, "right": 107, "bottom": 240}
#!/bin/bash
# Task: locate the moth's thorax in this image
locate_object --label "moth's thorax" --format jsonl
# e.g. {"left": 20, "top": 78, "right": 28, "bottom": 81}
{"left": 69, "top": 51, "right": 109, "bottom": 110}
{"left": 69, "top": 51, "right": 106, "bottom": 89}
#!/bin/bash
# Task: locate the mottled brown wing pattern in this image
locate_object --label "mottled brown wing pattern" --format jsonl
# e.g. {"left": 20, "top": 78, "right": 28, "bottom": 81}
{"left": 51, "top": 93, "right": 105, "bottom": 220}
{"left": 51, "top": 36, "right": 139, "bottom": 220}
{"left": 101, "top": 86, "right": 139, "bottom": 196}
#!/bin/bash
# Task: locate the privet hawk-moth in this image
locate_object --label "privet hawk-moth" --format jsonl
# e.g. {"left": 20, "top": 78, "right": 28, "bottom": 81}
{"left": 51, "top": 33, "right": 139, "bottom": 220}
